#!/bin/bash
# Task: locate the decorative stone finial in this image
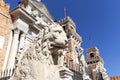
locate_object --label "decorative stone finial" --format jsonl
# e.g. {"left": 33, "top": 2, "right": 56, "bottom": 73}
{"left": 0, "top": 0, "right": 4, "bottom": 4}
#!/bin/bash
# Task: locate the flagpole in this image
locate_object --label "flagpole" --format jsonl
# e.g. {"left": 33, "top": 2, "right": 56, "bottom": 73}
{"left": 64, "top": 6, "right": 67, "bottom": 18}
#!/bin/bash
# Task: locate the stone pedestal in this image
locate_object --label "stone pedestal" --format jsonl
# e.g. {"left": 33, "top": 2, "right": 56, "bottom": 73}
{"left": 83, "top": 75, "right": 92, "bottom": 80}
{"left": 59, "top": 66, "right": 73, "bottom": 80}
{"left": 13, "top": 60, "right": 60, "bottom": 80}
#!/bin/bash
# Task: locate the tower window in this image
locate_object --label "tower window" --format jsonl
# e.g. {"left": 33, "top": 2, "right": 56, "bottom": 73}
{"left": 67, "top": 35, "right": 70, "bottom": 39}
{"left": 63, "top": 26, "right": 65, "bottom": 31}
{"left": 87, "top": 62, "right": 90, "bottom": 64}
{"left": 90, "top": 61, "right": 92, "bottom": 64}
{"left": 74, "top": 45, "right": 79, "bottom": 53}
{"left": 70, "top": 26, "right": 74, "bottom": 30}
{"left": 90, "top": 53, "right": 94, "bottom": 57}
{"left": 93, "top": 61, "right": 96, "bottom": 63}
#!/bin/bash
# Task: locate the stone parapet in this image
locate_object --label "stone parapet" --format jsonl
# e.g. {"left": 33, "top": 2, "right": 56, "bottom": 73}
{"left": 58, "top": 17, "right": 76, "bottom": 28}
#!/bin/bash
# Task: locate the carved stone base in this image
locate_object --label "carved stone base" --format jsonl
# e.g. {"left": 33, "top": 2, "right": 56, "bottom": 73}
{"left": 59, "top": 66, "right": 73, "bottom": 80}
{"left": 13, "top": 60, "right": 60, "bottom": 80}
{"left": 83, "top": 75, "right": 92, "bottom": 80}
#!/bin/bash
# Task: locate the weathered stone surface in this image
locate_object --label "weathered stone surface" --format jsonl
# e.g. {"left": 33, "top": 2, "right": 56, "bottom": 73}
{"left": 13, "top": 23, "right": 68, "bottom": 80}
{"left": 59, "top": 66, "right": 73, "bottom": 80}
{"left": 0, "top": 0, "right": 109, "bottom": 80}
{"left": 14, "top": 60, "right": 60, "bottom": 80}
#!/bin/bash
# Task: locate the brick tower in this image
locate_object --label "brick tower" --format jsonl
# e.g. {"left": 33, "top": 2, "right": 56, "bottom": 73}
{"left": 58, "top": 17, "right": 90, "bottom": 80}
{"left": 58, "top": 16, "right": 82, "bottom": 69}
{"left": 86, "top": 47, "right": 109, "bottom": 80}
{"left": 0, "top": 0, "right": 12, "bottom": 71}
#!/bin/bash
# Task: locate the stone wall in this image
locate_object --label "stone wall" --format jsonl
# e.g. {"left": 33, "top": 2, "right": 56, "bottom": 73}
{"left": 0, "top": 0, "right": 12, "bottom": 70}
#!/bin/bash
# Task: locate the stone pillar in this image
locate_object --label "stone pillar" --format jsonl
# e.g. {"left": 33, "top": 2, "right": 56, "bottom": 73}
{"left": 58, "top": 55, "right": 64, "bottom": 67}
{"left": 2, "top": 31, "right": 13, "bottom": 71}
{"left": 15, "top": 33, "right": 26, "bottom": 65}
{"left": 18, "top": 33, "right": 25, "bottom": 52}
{"left": 7, "top": 29, "right": 20, "bottom": 71}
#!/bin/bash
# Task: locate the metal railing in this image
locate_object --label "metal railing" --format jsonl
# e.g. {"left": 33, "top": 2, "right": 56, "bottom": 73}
{"left": 0, "top": 69, "right": 13, "bottom": 80}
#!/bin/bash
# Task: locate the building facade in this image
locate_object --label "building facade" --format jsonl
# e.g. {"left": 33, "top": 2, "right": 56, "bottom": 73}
{"left": 0, "top": 0, "right": 110, "bottom": 80}
{"left": 0, "top": 0, "right": 12, "bottom": 71}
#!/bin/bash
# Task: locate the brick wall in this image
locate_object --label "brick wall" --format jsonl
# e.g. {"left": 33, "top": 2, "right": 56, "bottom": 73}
{"left": 0, "top": 0, "right": 12, "bottom": 70}
{"left": 110, "top": 76, "right": 120, "bottom": 80}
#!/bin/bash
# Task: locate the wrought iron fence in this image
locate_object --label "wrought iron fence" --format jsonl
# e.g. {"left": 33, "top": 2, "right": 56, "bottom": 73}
{"left": 0, "top": 69, "right": 13, "bottom": 80}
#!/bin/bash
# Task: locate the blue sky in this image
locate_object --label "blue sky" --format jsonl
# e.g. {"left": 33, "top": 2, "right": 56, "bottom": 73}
{"left": 5, "top": 0, "right": 120, "bottom": 76}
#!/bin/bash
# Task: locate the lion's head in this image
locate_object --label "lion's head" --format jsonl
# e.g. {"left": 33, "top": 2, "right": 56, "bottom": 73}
{"left": 44, "top": 24, "right": 68, "bottom": 49}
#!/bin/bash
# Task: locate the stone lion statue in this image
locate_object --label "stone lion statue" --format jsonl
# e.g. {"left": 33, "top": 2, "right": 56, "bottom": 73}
{"left": 13, "top": 23, "right": 68, "bottom": 80}
{"left": 43, "top": 24, "right": 68, "bottom": 66}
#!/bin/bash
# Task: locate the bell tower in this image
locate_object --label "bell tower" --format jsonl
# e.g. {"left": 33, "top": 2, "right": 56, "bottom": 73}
{"left": 58, "top": 17, "right": 91, "bottom": 80}
{"left": 58, "top": 16, "right": 82, "bottom": 69}
{"left": 86, "top": 47, "right": 109, "bottom": 80}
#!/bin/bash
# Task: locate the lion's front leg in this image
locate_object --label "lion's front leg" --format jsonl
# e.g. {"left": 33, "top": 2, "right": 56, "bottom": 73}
{"left": 58, "top": 55, "right": 64, "bottom": 67}
{"left": 48, "top": 55, "right": 54, "bottom": 65}
{"left": 58, "top": 50, "right": 66, "bottom": 67}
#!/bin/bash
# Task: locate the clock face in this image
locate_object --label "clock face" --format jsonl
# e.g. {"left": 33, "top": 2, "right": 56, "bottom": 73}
{"left": 74, "top": 45, "right": 79, "bottom": 53}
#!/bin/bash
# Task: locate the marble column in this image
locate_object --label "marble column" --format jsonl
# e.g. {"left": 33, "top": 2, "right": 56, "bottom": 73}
{"left": 6, "top": 29, "right": 20, "bottom": 72}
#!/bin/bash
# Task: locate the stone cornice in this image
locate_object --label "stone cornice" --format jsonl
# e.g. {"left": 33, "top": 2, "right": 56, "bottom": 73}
{"left": 58, "top": 16, "right": 76, "bottom": 28}
{"left": 10, "top": 7, "right": 37, "bottom": 24}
